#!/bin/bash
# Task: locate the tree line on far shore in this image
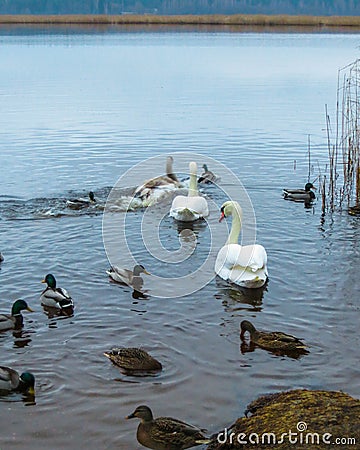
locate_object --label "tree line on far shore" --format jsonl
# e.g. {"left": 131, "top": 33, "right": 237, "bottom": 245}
{"left": 0, "top": 0, "right": 359, "bottom": 16}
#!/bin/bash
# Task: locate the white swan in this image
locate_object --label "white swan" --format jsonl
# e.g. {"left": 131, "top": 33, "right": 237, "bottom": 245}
{"left": 169, "top": 161, "right": 209, "bottom": 222}
{"left": 134, "top": 156, "right": 181, "bottom": 206}
{"left": 215, "top": 201, "right": 268, "bottom": 288}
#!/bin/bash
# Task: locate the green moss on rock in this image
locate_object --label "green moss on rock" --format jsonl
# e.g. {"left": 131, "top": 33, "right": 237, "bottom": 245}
{"left": 207, "top": 389, "right": 360, "bottom": 449}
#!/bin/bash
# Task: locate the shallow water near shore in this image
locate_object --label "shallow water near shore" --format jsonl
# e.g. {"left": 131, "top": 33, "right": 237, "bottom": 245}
{"left": 0, "top": 28, "right": 359, "bottom": 449}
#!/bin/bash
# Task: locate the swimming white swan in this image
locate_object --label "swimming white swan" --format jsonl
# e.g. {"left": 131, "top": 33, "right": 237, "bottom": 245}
{"left": 215, "top": 201, "right": 268, "bottom": 288}
{"left": 134, "top": 156, "right": 181, "bottom": 206}
{"left": 169, "top": 161, "right": 209, "bottom": 222}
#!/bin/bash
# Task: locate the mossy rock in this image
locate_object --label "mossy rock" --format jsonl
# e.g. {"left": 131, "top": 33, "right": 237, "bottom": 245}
{"left": 207, "top": 389, "right": 360, "bottom": 449}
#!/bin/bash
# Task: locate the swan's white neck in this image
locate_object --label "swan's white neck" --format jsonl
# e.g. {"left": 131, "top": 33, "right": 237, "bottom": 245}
{"left": 227, "top": 206, "right": 242, "bottom": 245}
{"left": 188, "top": 162, "right": 198, "bottom": 197}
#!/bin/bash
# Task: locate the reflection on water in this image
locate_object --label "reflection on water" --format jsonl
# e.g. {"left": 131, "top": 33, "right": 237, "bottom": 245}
{"left": 215, "top": 277, "right": 266, "bottom": 312}
{"left": 0, "top": 390, "right": 36, "bottom": 407}
{"left": 41, "top": 304, "right": 75, "bottom": 319}
{"left": 0, "top": 28, "right": 359, "bottom": 450}
{"left": 240, "top": 340, "right": 309, "bottom": 360}
{"left": 12, "top": 329, "right": 34, "bottom": 349}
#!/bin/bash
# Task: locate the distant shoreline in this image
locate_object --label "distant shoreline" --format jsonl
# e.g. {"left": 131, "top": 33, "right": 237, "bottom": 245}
{"left": 1, "top": 14, "right": 360, "bottom": 27}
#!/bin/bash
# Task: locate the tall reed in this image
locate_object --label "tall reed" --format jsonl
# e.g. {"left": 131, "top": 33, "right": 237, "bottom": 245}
{"left": 323, "top": 59, "right": 360, "bottom": 213}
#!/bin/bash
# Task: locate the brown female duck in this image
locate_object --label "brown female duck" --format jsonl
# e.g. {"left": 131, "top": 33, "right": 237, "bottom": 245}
{"left": 126, "top": 405, "right": 209, "bottom": 450}
{"left": 104, "top": 348, "right": 162, "bottom": 373}
{"left": 240, "top": 320, "right": 308, "bottom": 353}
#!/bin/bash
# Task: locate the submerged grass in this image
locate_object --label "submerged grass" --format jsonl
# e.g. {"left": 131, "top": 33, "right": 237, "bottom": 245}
{"left": 1, "top": 14, "right": 360, "bottom": 27}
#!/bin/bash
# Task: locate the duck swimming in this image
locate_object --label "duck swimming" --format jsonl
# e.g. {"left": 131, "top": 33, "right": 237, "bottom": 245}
{"left": 283, "top": 183, "right": 316, "bottom": 201}
{"left": 126, "top": 405, "right": 209, "bottom": 450}
{"left": 40, "top": 274, "right": 73, "bottom": 309}
{"left": 106, "top": 265, "right": 150, "bottom": 290}
{"left": 66, "top": 191, "right": 96, "bottom": 209}
{"left": 0, "top": 300, "right": 34, "bottom": 331}
{"left": 240, "top": 320, "right": 308, "bottom": 353}
{"left": 104, "top": 348, "right": 162, "bottom": 373}
{"left": 198, "top": 163, "right": 219, "bottom": 184}
{"left": 0, "top": 366, "right": 35, "bottom": 395}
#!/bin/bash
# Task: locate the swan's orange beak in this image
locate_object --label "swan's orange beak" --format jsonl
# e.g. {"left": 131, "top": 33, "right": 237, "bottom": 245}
{"left": 219, "top": 212, "right": 225, "bottom": 222}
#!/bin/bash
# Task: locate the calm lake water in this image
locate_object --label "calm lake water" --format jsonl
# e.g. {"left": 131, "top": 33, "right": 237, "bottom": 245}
{"left": 0, "top": 26, "right": 359, "bottom": 449}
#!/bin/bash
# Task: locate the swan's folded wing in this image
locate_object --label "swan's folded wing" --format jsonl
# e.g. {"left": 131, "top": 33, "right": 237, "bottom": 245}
{"left": 170, "top": 195, "right": 209, "bottom": 216}
{"left": 226, "top": 244, "right": 267, "bottom": 272}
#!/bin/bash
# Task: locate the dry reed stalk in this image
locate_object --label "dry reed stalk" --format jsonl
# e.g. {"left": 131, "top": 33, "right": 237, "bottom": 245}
{"left": 322, "top": 59, "right": 360, "bottom": 213}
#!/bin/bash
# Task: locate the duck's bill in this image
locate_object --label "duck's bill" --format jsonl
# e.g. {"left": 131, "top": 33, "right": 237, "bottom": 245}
{"left": 27, "top": 307, "right": 34, "bottom": 312}
{"left": 219, "top": 212, "right": 225, "bottom": 222}
{"left": 143, "top": 270, "right": 151, "bottom": 275}
{"left": 28, "top": 387, "right": 35, "bottom": 395}
{"left": 125, "top": 413, "right": 135, "bottom": 419}
{"left": 41, "top": 279, "right": 46, "bottom": 283}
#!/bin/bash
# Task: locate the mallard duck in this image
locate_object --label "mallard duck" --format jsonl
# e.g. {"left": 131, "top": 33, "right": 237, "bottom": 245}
{"left": 0, "top": 366, "right": 35, "bottom": 395}
{"left": 104, "top": 348, "right": 162, "bottom": 373}
{"left": 0, "top": 299, "right": 34, "bottom": 331}
{"left": 283, "top": 182, "right": 316, "bottom": 201}
{"left": 134, "top": 156, "right": 182, "bottom": 204}
{"left": 40, "top": 274, "right": 73, "bottom": 309}
{"left": 240, "top": 320, "right": 308, "bottom": 353}
{"left": 66, "top": 191, "right": 96, "bottom": 209}
{"left": 215, "top": 201, "right": 268, "bottom": 289}
{"left": 126, "top": 405, "right": 209, "bottom": 450}
{"left": 106, "top": 264, "right": 150, "bottom": 288}
{"left": 198, "top": 164, "right": 219, "bottom": 184}
{"left": 169, "top": 162, "right": 209, "bottom": 222}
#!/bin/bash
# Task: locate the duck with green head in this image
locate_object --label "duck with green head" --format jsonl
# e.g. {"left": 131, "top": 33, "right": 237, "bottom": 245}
{"left": 240, "top": 320, "right": 308, "bottom": 354}
{"left": 126, "top": 405, "right": 209, "bottom": 450}
{"left": 0, "top": 366, "right": 35, "bottom": 395}
{"left": 0, "top": 299, "right": 33, "bottom": 331}
{"left": 40, "top": 274, "right": 73, "bottom": 309}
{"left": 283, "top": 182, "right": 316, "bottom": 201}
{"left": 66, "top": 191, "right": 96, "bottom": 209}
